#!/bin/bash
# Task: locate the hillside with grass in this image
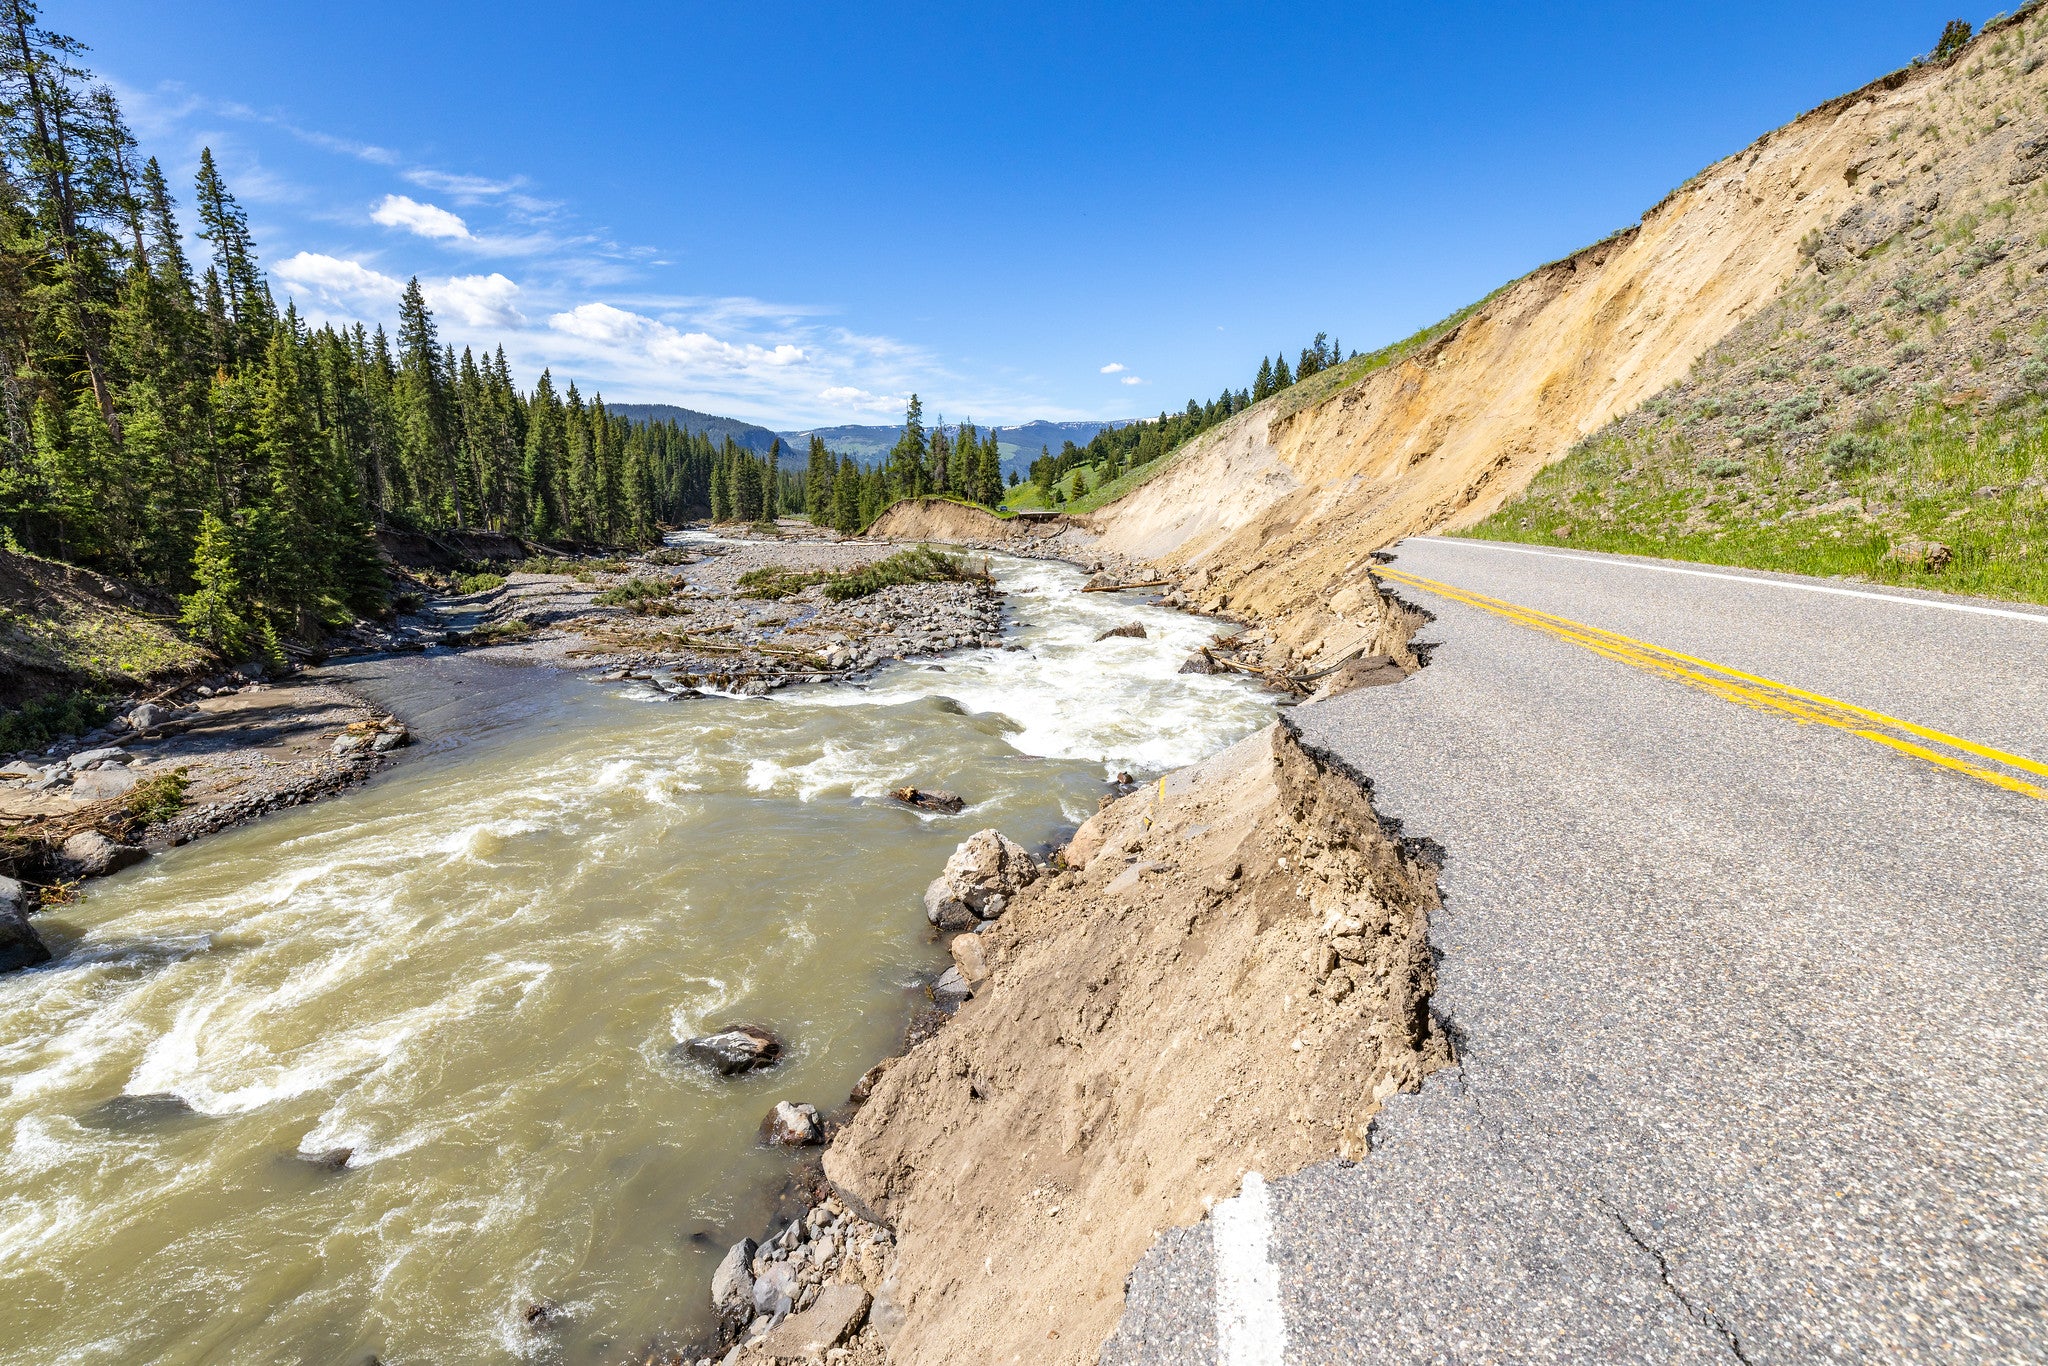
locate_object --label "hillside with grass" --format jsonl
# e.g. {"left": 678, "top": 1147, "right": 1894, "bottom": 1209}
{"left": 1467, "top": 24, "right": 2048, "bottom": 604}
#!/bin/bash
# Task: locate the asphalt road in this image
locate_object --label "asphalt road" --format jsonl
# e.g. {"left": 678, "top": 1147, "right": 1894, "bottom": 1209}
{"left": 1101, "top": 537, "right": 2048, "bottom": 1365}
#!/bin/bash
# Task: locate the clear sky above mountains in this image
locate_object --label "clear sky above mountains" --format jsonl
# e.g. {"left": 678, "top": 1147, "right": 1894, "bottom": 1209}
{"left": 75, "top": 1, "right": 1995, "bottom": 428}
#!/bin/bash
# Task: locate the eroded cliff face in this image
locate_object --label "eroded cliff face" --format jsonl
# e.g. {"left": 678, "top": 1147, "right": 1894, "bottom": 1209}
{"left": 823, "top": 723, "right": 1449, "bottom": 1366}
{"left": 1089, "top": 56, "right": 1963, "bottom": 662}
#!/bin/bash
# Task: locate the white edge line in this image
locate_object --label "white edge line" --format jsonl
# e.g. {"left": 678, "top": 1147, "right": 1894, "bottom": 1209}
{"left": 1406, "top": 538, "right": 2048, "bottom": 625}
{"left": 1212, "top": 1171, "right": 1287, "bottom": 1366}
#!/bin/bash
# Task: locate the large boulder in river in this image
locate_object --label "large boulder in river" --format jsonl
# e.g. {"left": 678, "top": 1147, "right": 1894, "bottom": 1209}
{"left": 59, "top": 830, "right": 147, "bottom": 879}
{"left": 0, "top": 877, "right": 49, "bottom": 974}
{"left": 680, "top": 1025, "right": 782, "bottom": 1075}
{"left": 923, "top": 829, "right": 1039, "bottom": 929}
{"left": 1095, "top": 621, "right": 1147, "bottom": 641}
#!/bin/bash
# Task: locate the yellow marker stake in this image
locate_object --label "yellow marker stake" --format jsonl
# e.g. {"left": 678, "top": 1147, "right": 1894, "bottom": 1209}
{"left": 1373, "top": 565, "right": 2048, "bottom": 802}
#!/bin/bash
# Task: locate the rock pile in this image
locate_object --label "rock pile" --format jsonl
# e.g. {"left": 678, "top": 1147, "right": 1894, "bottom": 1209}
{"left": 705, "top": 1194, "right": 896, "bottom": 1361}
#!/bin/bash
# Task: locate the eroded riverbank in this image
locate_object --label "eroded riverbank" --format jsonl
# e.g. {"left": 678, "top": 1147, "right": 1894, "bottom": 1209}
{"left": 0, "top": 550, "right": 1272, "bottom": 1366}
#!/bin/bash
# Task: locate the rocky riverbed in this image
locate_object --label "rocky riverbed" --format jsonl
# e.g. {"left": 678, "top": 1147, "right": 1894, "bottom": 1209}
{"left": 359, "top": 523, "right": 1008, "bottom": 692}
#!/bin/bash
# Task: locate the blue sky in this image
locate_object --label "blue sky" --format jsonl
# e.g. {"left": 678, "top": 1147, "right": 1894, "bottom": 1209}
{"left": 76, "top": 2, "right": 1997, "bottom": 428}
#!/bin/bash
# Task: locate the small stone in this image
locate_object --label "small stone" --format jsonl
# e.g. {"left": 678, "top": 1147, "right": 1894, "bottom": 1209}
{"left": 849, "top": 1059, "right": 891, "bottom": 1103}
{"left": 680, "top": 1025, "right": 782, "bottom": 1075}
{"left": 1178, "top": 650, "right": 1216, "bottom": 674}
{"left": 123, "top": 702, "right": 174, "bottom": 732}
{"left": 930, "top": 966, "right": 974, "bottom": 1009}
{"left": 370, "top": 728, "right": 408, "bottom": 753}
{"left": 1882, "top": 538, "right": 1954, "bottom": 572}
{"left": 949, "top": 933, "right": 990, "bottom": 986}
{"left": 1331, "top": 934, "right": 1369, "bottom": 964}
{"left": 331, "top": 733, "right": 369, "bottom": 756}
{"left": 763, "top": 1100, "right": 823, "bottom": 1146}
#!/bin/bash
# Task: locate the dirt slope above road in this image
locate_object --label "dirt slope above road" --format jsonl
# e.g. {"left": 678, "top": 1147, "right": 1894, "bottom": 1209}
{"left": 1090, "top": 18, "right": 2039, "bottom": 663}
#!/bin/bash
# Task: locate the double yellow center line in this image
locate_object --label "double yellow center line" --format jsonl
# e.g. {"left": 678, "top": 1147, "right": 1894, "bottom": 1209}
{"left": 1372, "top": 565, "right": 2048, "bottom": 802}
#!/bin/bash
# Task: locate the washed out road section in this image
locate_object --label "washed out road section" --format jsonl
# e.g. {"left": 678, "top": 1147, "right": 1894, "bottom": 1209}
{"left": 1106, "top": 536, "right": 2048, "bottom": 1364}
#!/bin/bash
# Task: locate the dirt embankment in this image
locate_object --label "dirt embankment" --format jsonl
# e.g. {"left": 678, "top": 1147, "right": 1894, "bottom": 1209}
{"left": 824, "top": 720, "right": 1450, "bottom": 1365}
{"left": 863, "top": 498, "right": 1109, "bottom": 563}
{"left": 1086, "top": 40, "right": 1998, "bottom": 663}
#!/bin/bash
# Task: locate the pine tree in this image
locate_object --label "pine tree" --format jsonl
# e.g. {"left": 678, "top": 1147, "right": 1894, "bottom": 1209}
{"left": 1273, "top": 353, "right": 1293, "bottom": 388}
{"left": 193, "top": 148, "right": 268, "bottom": 365}
{"left": 1253, "top": 356, "right": 1274, "bottom": 401}
{"left": 178, "top": 509, "right": 250, "bottom": 654}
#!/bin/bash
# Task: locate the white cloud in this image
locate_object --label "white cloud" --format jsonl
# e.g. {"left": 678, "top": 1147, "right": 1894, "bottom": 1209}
{"left": 1099, "top": 362, "right": 1126, "bottom": 374}
{"left": 428, "top": 273, "right": 524, "bottom": 329}
{"left": 817, "top": 386, "right": 905, "bottom": 412}
{"left": 546, "top": 302, "right": 807, "bottom": 373}
{"left": 273, "top": 251, "right": 403, "bottom": 308}
{"left": 371, "top": 193, "right": 473, "bottom": 240}
{"left": 1120, "top": 375, "right": 1144, "bottom": 386}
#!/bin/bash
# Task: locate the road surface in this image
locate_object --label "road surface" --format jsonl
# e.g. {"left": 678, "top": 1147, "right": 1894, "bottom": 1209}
{"left": 1101, "top": 536, "right": 2048, "bottom": 1365}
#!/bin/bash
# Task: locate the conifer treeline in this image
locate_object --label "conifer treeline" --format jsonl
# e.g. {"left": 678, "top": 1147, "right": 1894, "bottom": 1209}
{"left": 0, "top": 2, "right": 736, "bottom": 652}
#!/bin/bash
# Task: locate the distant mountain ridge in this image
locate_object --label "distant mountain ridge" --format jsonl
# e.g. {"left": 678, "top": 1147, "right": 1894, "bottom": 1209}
{"left": 602, "top": 403, "right": 789, "bottom": 456}
{"left": 781, "top": 418, "right": 1139, "bottom": 477}
{"left": 606, "top": 404, "right": 1138, "bottom": 478}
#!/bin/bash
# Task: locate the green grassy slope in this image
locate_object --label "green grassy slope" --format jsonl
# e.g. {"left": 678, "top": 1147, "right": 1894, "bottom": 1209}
{"left": 1468, "top": 21, "right": 2048, "bottom": 605}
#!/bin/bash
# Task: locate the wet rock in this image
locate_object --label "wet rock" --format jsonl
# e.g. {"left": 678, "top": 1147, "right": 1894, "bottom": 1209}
{"left": 81, "top": 1092, "right": 199, "bottom": 1130}
{"left": 763, "top": 1101, "right": 823, "bottom": 1146}
{"left": 890, "top": 785, "right": 964, "bottom": 814}
{"left": 59, "top": 830, "right": 148, "bottom": 878}
{"left": 370, "top": 725, "right": 409, "bottom": 753}
{"left": 923, "top": 829, "right": 1039, "bottom": 928}
{"left": 682, "top": 1025, "right": 783, "bottom": 1075}
{"left": 712, "top": 1237, "right": 758, "bottom": 1327}
{"left": 754, "top": 1283, "right": 870, "bottom": 1359}
{"left": 1094, "top": 621, "right": 1147, "bottom": 641}
{"left": 0, "top": 876, "right": 49, "bottom": 974}
{"left": 930, "top": 965, "right": 974, "bottom": 1009}
{"left": 1178, "top": 649, "right": 1217, "bottom": 674}
{"left": 332, "top": 733, "right": 369, "bottom": 756}
{"left": 299, "top": 1146, "right": 355, "bottom": 1171}
{"left": 523, "top": 1301, "right": 560, "bottom": 1331}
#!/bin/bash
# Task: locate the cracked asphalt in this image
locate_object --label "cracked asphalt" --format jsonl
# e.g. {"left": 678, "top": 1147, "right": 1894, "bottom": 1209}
{"left": 1101, "top": 537, "right": 2048, "bottom": 1365}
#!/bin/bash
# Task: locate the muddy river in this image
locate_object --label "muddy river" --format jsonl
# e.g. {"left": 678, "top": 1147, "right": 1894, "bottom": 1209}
{"left": 0, "top": 552, "right": 1270, "bottom": 1365}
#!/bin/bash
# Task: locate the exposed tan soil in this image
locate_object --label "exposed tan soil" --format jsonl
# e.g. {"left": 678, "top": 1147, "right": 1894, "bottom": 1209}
{"left": 1081, "top": 21, "right": 2039, "bottom": 662}
{"left": 823, "top": 721, "right": 1450, "bottom": 1366}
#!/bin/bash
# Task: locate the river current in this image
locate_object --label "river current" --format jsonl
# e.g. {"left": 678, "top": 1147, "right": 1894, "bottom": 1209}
{"left": 0, "top": 552, "right": 1271, "bottom": 1365}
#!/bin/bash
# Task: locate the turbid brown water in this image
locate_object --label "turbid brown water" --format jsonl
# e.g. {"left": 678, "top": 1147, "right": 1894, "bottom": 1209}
{"left": 0, "top": 553, "right": 1271, "bottom": 1366}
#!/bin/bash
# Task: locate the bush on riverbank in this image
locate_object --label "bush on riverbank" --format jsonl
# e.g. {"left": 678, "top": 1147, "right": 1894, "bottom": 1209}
{"left": 737, "top": 547, "right": 991, "bottom": 603}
